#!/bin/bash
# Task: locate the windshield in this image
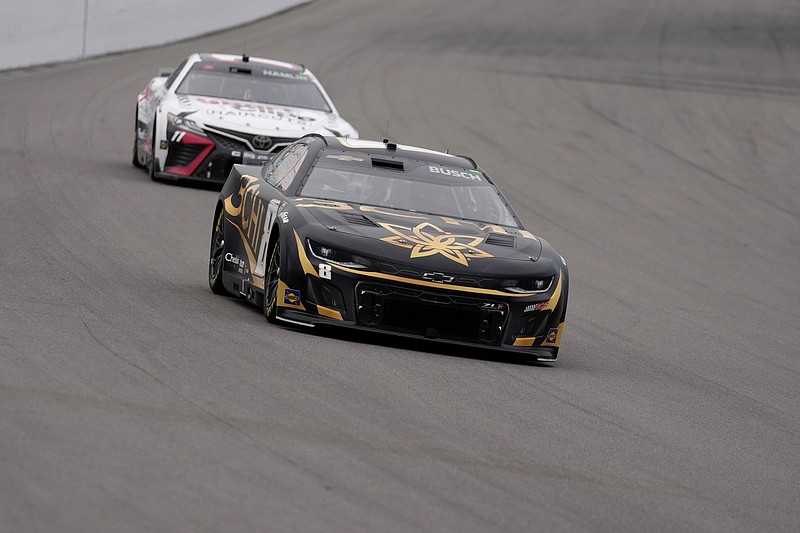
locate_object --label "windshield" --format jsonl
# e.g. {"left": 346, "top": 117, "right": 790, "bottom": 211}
{"left": 176, "top": 63, "right": 331, "bottom": 112}
{"left": 299, "top": 157, "right": 519, "bottom": 227}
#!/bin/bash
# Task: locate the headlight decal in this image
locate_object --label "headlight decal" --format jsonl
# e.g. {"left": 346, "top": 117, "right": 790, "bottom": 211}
{"left": 501, "top": 275, "right": 553, "bottom": 294}
{"left": 306, "top": 239, "right": 373, "bottom": 269}
{"left": 168, "top": 111, "right": 206, "bottom": 136}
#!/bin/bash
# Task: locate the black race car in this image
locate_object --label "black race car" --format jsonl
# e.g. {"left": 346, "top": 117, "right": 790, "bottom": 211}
{"left": 209, "top": 135, "right": 569, "bottom": 361}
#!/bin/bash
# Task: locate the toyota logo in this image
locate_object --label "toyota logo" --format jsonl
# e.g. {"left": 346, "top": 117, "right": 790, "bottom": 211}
{"left": 252, "top": 135, "right": 272, "bottom": 150}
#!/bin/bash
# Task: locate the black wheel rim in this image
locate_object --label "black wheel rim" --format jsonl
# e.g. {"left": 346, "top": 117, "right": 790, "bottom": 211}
{"left": 209, "top": 213, "right": 225, "bottom": 283}
{"left": 266, "top": 245, "right": 280, "bottom": 312}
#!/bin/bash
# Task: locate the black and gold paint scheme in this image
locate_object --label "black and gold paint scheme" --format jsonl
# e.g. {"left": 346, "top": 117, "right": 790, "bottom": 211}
{"left": 223, "top": 174, "right": 267, "bottom": 288}
{"left": 210, "top": 135, "right": 568, "bottom": 362}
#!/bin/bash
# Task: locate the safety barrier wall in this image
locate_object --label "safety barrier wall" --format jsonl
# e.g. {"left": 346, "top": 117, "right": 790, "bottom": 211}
{"left": 0, "top": 0, "right": 308, "bottom": 71}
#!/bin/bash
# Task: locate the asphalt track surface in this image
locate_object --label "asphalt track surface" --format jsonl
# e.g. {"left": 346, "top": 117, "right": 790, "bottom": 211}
{"left": 2, "top": 1, "right": 799, "bottom": 531}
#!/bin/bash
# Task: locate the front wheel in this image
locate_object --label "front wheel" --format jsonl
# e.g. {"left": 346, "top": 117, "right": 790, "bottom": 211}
{"left": 209, "top": 209, "right": 227, "bottom": 295}
{"left": 132, "top": 109, "right": 144, "bottom": 168}
{"left": 262, "top": 241, "right": 280, "bottom": 323}
{"left": 148, "top": 118, "right": 158, "bottom": 180}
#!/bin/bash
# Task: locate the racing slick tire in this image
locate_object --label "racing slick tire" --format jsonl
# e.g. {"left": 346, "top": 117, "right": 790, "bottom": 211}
{"left": 262, "top": 240, "right": 280, "bottom": 323}
{"left": 209, "top": 209, "right": 227, "bottom": 295}
{"left": 148, "top": 118, "right": 158, "bottom": 180}
{"left": 132, "top": 109, "right": 144, "bottom": 169}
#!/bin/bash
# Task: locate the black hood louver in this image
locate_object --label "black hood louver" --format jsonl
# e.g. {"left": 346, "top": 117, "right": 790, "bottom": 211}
{"left": 485, "top": 233, "right": 516, "bottom": 247}
{"left": 340, "top": 212, "right": 380, "bottom": 227}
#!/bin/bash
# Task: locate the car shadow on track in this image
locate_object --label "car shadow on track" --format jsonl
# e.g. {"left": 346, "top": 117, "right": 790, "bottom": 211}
{"left": 217, "top": 292, "right": 554, "bottom": 367}
{"left": 298, "top": 323, "right": 555, "bottom": 368}
{"left": 151, "top": 177, "right": 223, "bottom": 192}
{"left": 121, "top": 162, "right": 224, "bottom": 191}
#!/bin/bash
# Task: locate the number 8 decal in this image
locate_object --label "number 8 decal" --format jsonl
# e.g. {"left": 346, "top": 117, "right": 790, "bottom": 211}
{"left": 319, "top": 263, "right": 332, "bottom": 279}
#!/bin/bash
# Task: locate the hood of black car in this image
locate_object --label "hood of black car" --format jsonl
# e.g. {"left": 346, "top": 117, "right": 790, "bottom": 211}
{"left": 297, "top": 200, "right": 543, "bottom": 269}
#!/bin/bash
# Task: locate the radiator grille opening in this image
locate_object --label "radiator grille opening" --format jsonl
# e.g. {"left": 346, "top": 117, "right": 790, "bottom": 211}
{"left": 382, "top": 299, "right": 481, "bottom": 339}
{"left": 165, "top": 143, "right": 205, "bottom": 168}
{"left": 356, "top": 282, "right": 506, "bottom": 345}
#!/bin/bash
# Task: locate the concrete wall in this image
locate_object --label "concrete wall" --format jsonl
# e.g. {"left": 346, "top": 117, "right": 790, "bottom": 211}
{"left": 0, "top": 0, "right": 308, "bottom": 71}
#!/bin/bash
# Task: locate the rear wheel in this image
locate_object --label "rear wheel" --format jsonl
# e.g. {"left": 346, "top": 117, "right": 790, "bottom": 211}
{"left": 209, "top": 209, "right": 227, "bottom": 295}
{"left": 262, "top": 241, "right": 280, "bottom": 323}
{"left": 132, "top": 108, "right": 144, "bottom": 168}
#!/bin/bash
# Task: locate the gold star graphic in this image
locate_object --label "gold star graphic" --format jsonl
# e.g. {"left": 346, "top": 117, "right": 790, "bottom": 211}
{"left": 380, "top": 222, "right": 492, "bottom": 267}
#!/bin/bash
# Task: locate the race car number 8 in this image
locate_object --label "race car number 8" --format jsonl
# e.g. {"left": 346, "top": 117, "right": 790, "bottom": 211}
{"left": 319, "top": 264, "right": 332, "bottom": 279}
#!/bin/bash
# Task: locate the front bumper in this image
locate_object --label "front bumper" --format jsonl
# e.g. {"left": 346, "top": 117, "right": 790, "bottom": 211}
{"left": 156, "top": 125, "right": 295, "bottom": 182}
{"left": 276, "top": 233, "right": 568, "bottom": 362}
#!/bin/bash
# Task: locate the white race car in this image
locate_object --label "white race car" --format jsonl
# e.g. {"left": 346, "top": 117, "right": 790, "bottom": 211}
{"left": 133, "top": 52, "right": 358, "bottom": 183}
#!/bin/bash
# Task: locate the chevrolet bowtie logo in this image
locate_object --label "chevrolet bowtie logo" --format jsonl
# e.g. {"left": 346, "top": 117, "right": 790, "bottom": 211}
{"left": 421, "top": 272, "right": 454, "bottom": 283}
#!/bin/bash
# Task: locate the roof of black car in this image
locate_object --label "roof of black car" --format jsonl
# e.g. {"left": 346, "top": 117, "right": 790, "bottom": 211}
{"left": 309, "top": 136, "right": 478, "bottom": 169}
